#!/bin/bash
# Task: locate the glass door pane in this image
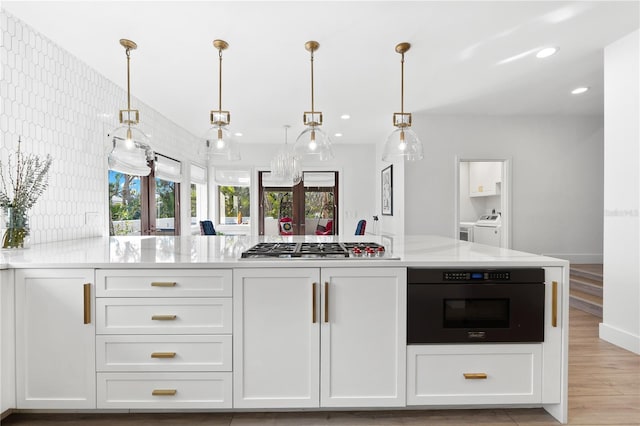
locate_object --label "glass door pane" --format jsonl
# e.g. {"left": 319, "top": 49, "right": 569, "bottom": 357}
{"left": 155, "top": 178, "right": 177, "bottom": 235}
{"left": 109, "top": 170, "right": 142, "bottom": 236}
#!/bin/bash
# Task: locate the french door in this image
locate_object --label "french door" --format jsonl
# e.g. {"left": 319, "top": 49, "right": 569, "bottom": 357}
{"left": 258, "top": 171, "right": 338, "bottom": 236}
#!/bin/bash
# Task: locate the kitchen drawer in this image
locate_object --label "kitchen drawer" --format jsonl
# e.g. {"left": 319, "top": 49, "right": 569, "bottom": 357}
{"left": 96, "top": 269, "right": 232, "bottom": 298}
{"left": 96, "top": 298, "right": 232, "bottom": 334}
{"left": 97, "top": 372, "right": 231, "bottom": 409}
{"left": 407, "top": 344, "right": 542, "bottom": 405}
{"left": 96, "top": 335, "right": 232, "bottom": 372}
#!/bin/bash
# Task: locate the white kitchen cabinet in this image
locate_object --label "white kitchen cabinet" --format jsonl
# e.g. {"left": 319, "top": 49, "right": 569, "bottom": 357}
{"left": 15, "top": 269, "right": 96, "bottom": 409}
{"left": 469, "top": 162, "right": 502, "bottom": 197}
{"left": 1, "top": 269, "right": 16, "bottom": 413}
{"left": 95, "top": 269, "right": 232, "bottom": 409}
{"left": 407, "top": 344, "right": 542, "bottom": 405}
{"left": 542, "top": 267, "right": 564, "bottom": 404}
{"left": 233, "top": 267, "right": 406, "bottom": 409}
{"left": 233, "top": 268, "right": 320, "bottom": 408}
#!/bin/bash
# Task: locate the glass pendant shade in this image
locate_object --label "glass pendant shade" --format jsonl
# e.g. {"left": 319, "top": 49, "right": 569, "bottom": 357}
{"left": 204, "top": 124, "right": 240, "bottom": 161}
{"left": 382, "top": 127, "right": 423, "bottom": 162}
{"left": 108, "top": 125, "right": 154, "bottom": 176}
{"left": 271, "top": 126, "right": 302, "bottom": 185}
{"left": 294, "top": 125, "right": 334, "bottom": 161}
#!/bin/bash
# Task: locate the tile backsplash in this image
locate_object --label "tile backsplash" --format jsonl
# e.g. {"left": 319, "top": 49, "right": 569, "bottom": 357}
{"left": 0, "top": 10, "right": 200, "bottom": 244}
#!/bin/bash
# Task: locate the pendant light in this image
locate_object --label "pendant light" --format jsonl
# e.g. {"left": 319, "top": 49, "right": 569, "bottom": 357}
{"left": 382, "top": 42, "right": 423, "bottom": 162}
{"left": 108, "top": 39, "right": 154, "bottom": 176}
{"left": 204, "top": 39, "right": 240, "bottom": 161}
{"left": 270, "top": 125, "right": 302, "bottom": 185}
{"left": 294, "top": 41, "right": 334, "bottom": 161}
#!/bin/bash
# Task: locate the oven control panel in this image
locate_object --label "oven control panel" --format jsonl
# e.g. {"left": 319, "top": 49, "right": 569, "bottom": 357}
{"left": 443, "top": 271, "right": 511, "bottom": 281}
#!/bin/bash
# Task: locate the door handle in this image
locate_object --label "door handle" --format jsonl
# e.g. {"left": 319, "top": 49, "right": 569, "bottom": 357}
{"left": 324, "top": 281, "right": 329, "bottom": 323}
{"left": 464, "top": 373, "right": 488, "bottom": 380}
{"left": 83, "top": 283, "right": 91, "bottom": 324}
{"left": 152, "top": 315, "right": 177, "bottom": 321}
{"left": 552, "top": 281, "right": 558, "bottom": 328}
{"left": 151, "top": 282, "right": 176, "bottom": 287}
{"left": 312, "top": 282, "right": 317, "bottom": 323}
{"left": 151, "top": 352, "right": 176, "bottom": 358}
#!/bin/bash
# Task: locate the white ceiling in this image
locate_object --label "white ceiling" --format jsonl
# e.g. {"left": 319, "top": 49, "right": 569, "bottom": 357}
{"left": 3, "top": 1, "right": 639, "bottom": 145}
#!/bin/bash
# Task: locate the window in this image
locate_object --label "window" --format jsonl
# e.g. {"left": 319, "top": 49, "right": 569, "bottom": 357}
{"left": 214, "top": 169, "right": 250, "bottom": 227}
{"left": 190, "top": 164, "right": 208, "bottom": 234}
{"left": 108, "top": 154, "right": 183, "bottom": 236}
{"left": 258, "top": 171, "right": 338, "bottom": 236}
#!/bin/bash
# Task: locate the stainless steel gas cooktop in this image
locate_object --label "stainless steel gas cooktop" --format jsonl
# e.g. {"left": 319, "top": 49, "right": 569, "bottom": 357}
{"left": 240, "top": 242, "right": 398, "bottom": 259}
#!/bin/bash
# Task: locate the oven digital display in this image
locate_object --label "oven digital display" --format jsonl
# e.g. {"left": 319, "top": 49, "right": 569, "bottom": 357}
{"left": 470, "top": 272, "right": 484, "bottom": 280}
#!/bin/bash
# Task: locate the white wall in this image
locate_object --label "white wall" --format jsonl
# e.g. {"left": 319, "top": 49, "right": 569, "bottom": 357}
{"left": 402, "top": 114, "right": 604, "bottom": 261}
{"left": 600, "top": 30, "right": 640, "bottom": 354}
{"left": 209, "top": 142, "right": 376, "bottom": 236}
{"left": 0, "top": 10, "right": 202, "bottom": 244}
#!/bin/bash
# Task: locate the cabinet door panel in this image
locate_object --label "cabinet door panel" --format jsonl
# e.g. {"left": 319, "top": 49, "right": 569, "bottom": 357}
{"left": 15, "top": 269, "right": 96, "bottom": 409}
{"left": 234, "top": 268, "right": 320, "bottom": 408}
{"left": 320, "top": 267, "right": 406, "bottom": 407}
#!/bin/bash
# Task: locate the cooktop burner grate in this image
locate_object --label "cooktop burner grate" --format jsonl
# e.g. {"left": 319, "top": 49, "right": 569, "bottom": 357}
{"left": 241, "top": 242, "right": 391, "bottom": 259}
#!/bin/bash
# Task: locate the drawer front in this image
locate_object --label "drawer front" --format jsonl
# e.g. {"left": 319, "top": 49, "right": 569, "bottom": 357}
{"left": 96, "top": 269, "right": 232, "bottom": 298}
{"left": 97, "top": 372, "right": 231, "bottom": 409}
{"left": 96, "top": 335, "right": 232, "bottom": 372}
{"left": 407, "top": 344, "right": 542, "bottom": 405}
{"left": 96, "top": 298, "right": 232, "bottom": 334}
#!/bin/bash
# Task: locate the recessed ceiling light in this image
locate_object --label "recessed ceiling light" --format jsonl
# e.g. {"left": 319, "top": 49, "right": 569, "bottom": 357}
{"left": 536, "top": 47, "right": 558, "bottom": 59}
{"left": 334, "top": 133, "right": 343, "bottom": 137}
{"left": 571, "top": 87, "right": 589, "bottom": 95}
{"left": 234, "top": 132, "right": 243, "bottom": 137}
{"left": 340, "top": 114, "right": 350, "bottom": 120}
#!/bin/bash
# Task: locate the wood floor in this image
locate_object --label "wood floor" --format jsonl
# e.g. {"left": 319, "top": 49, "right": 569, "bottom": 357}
{"left": 3, "top": 308, "right": 639, "bottom": 426}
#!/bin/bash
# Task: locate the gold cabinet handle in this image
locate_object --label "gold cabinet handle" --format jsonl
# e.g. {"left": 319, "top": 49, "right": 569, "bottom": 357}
{"left": 312, "top": 282, "right": 317, "bottom": 324}
{"left": 152, "top": 315, "right": 177, "bottom": 321}
{"left": 83, "top": 283, "right": 91, "bottom": 324}
{"left": 324, "top": 282, "right": 329, "bottom": 323}
{"left": 552, "top": 281, "right": 558, "bottom": 328}
{"left": 152, "top": 389, "right": 177, "bottom": 396}
{"left": 464, "top": 373, "right": 488, "bottom": 380}
{"left": 151, "top": 282, "right": 176, "bottom": 287}
{"left": 151, "top": 352, "right": 176, "bottom": 359}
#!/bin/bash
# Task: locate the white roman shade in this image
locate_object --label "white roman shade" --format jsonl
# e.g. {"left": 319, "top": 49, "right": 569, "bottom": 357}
{"left": 214, "top": 169, "right": 250, "bottom": 186}
{"left": 261, "top": 172, "right": 294, "bottom": 187}
{"left": 190, "top": 163, "right": 207, "bottom": 184}
{"left": 155, "top": 154, "right": 182, "bottom": 182}
{"left": 303, "top": 172, "right": 335, "bottom": 187}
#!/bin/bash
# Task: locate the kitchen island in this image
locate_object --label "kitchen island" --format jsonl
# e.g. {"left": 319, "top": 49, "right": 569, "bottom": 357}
{"left": 0, "top": 235, "right": 569, "bottom": 423}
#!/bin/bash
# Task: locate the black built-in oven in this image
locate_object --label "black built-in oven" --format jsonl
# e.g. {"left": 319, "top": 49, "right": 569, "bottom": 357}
{"left": 407, "top": 268, "right": 545, "bottom": 344}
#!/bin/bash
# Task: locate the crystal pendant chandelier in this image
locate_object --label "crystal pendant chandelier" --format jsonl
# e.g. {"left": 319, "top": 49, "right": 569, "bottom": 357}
{"left": 294, "top": 41, "right": 334, "bottom": 161}
{"left": 270, "top": 125, "right": 302, "bottom": 185}
{"left": 204, "top": 39, "right": 240, "bottom": 161}
{"left": 382, "top": 42, "right": 423, "bottom": 162}
{"left": 108, "top": 39, "right": 154, "bottom": 176}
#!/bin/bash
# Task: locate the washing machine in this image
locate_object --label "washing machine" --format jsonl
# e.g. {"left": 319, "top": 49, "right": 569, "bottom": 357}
{"left": 474, "top": 214, "right": 502, "bottom": 247}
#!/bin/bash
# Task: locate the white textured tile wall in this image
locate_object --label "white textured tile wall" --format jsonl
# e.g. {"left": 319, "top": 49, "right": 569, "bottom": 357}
{"left": 0, "top": 10, "right": 201, "bottom": 244}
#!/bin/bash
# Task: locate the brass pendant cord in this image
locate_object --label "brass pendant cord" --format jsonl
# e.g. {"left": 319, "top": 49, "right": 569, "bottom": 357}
{"left": 400, "top": 52, "right": 405, "bottom": 116}
{"left": 126, "top": 47, "right": 132, "bottom": 113}
{"left": 218, "top": 47, "right": 223, "bottom": 112}
{"left": 310, "top": 49, "right": 315, "bottom": 114}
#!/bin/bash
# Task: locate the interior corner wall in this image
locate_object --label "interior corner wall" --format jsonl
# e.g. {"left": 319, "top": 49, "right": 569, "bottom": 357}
{"left": 403, "top": 114, "right": 604, "bottom": 262}
{"left": 0, "top": 11, "right": 201, "bottom": 244}
{"left": 600, "top": 29, "right": 640, "bottom": 354}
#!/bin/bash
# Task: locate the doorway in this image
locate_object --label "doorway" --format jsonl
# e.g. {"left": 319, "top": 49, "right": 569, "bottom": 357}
{"left": 455, "top": 159, "right": 510, "bottom": 248}
{"left": 258, "top": 171, "right": 339, "bottom": 236}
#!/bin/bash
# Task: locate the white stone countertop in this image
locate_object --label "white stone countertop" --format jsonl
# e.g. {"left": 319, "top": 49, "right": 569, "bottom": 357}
{"left": 0, "top": 235, "right": 568, "bottom": 269}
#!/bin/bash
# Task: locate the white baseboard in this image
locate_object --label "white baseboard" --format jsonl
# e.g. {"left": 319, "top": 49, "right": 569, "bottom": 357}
{"left": 541, "top": 253, "right": 603, "bottom": 264}
{"left": 599, "top": 322, "right": 640, "bottom": 354}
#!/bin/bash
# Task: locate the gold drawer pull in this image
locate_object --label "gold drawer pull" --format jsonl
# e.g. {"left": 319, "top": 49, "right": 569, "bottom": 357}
{"left": 152, "top": 389, "right": 177, "bottom": 396}
{"left": 151, "top": 282, "right": 176, "bottom": 287}
{"left": 464, "top": 373, "right": 488, "bottom": 380}
{"left": 151, "top": 352, "right": 176, "bottom": 359}
{"left": 152, "top": 315, "right": 177, "bottom": 321}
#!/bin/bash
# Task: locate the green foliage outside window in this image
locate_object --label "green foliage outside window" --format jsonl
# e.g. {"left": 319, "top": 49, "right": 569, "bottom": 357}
{"left": 155, "top": 178, "right": 175, "bottom": 219}
{"left": 109, "top": 172, "right": 141, "bottom": 221}
{"left": 219, "top": 186, "right": 250, "bottom": 220}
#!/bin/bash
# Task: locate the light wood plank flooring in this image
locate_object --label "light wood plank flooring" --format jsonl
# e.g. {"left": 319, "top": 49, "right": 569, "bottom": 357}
{"left": 3, "top": 308, "right": 638, "bottom": 426}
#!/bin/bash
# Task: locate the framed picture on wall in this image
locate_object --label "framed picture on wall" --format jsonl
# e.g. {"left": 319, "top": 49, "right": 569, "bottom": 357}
{"left": 381, "top": 165, "right": 393, "bottom": 216}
